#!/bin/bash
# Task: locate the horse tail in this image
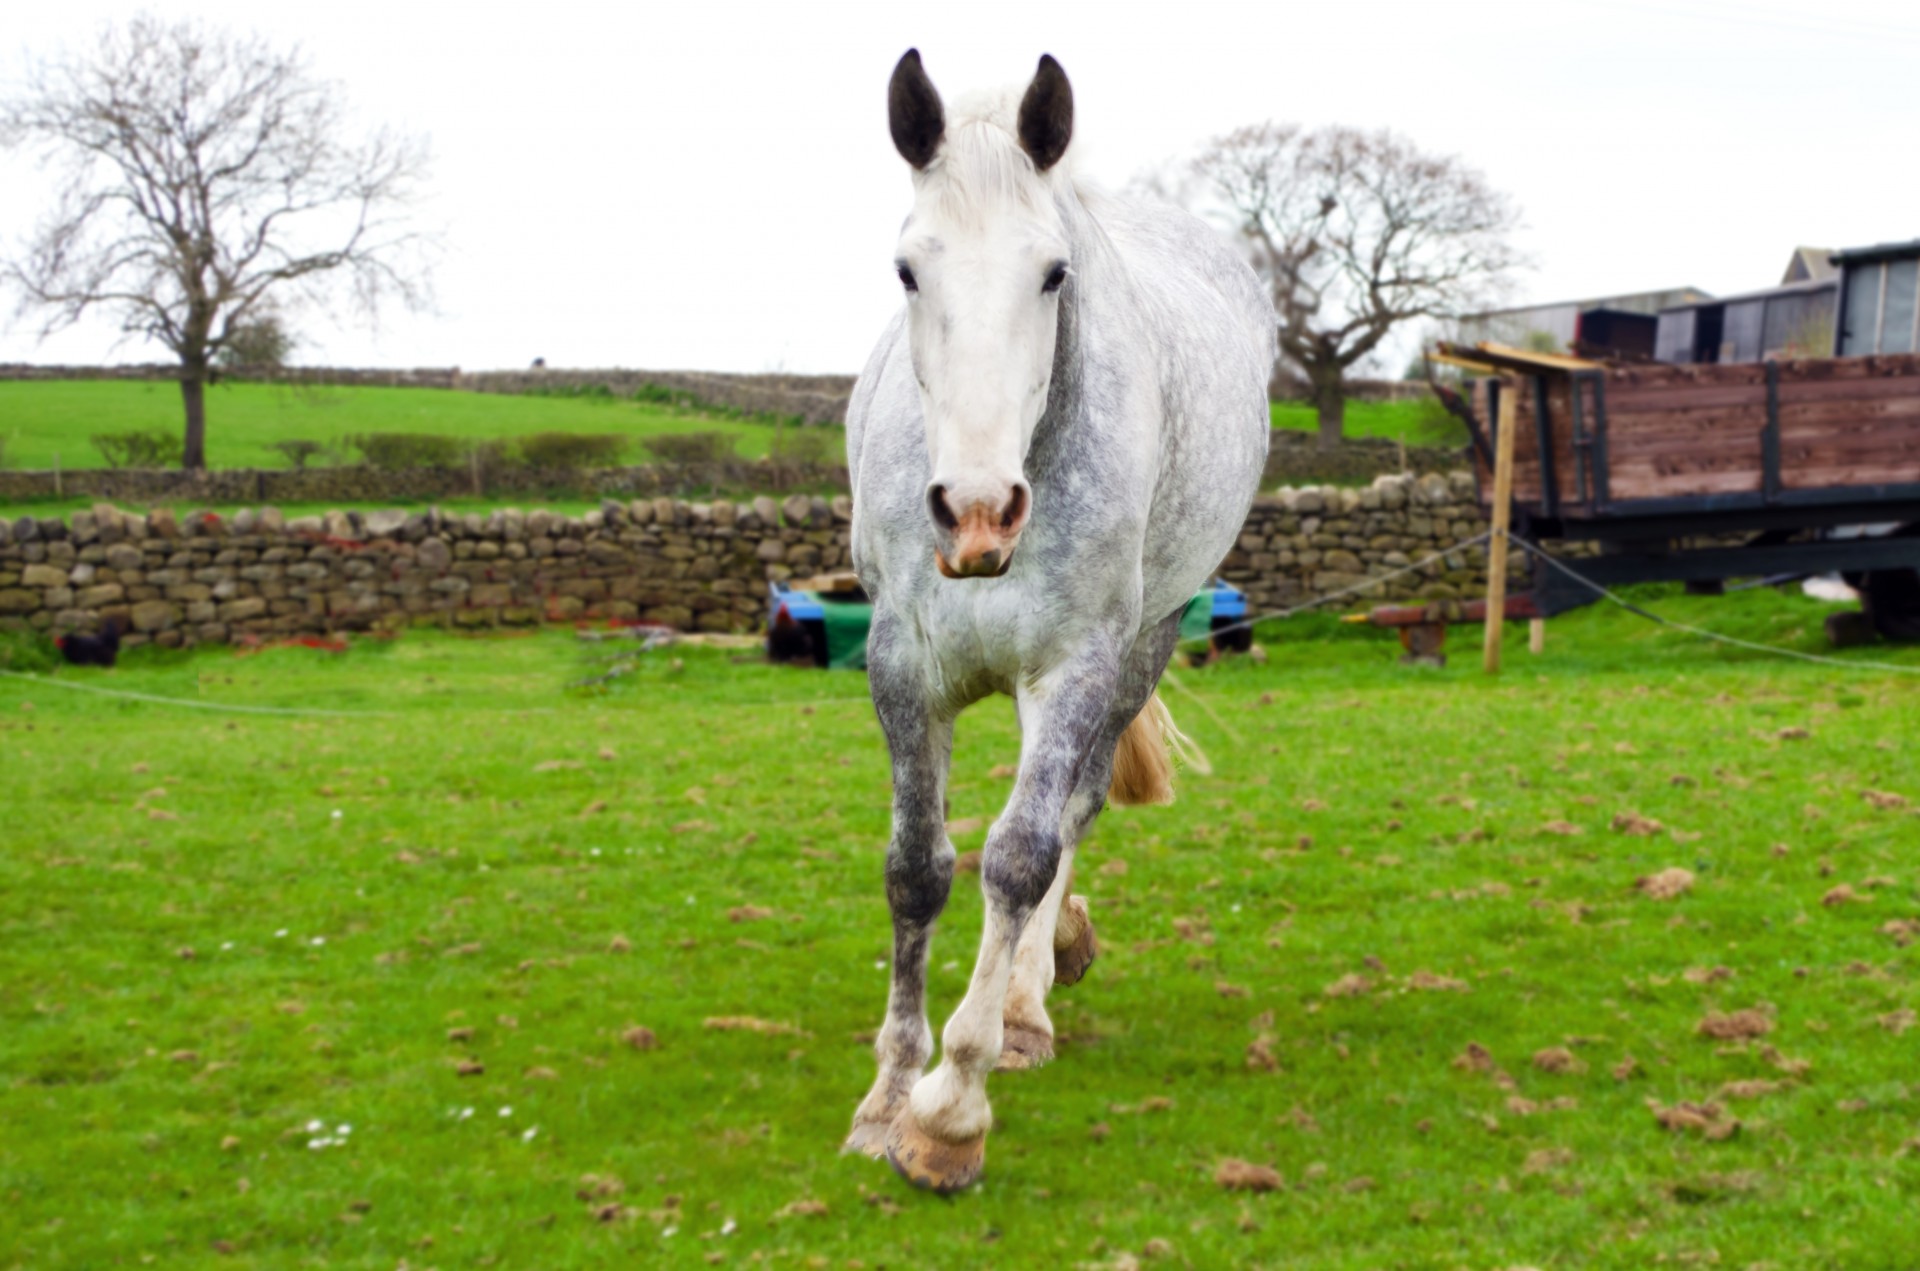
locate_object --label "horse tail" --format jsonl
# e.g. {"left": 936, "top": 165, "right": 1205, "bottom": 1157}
{"left": 1108, "top": 690, "right": 1212, "bottom": 807}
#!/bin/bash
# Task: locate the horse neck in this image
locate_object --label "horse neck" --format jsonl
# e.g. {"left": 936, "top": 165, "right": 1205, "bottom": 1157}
{"left": 1029, "top": 189, "right": 1135, "bottom": 471}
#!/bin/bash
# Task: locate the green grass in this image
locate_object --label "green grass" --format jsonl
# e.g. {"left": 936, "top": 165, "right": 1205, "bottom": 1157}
{"left": 2, "top": 589, "right": 1918, "bottom": 1267}
{"left": 1271, "top": 398, "right": 1446, "bottom": 442}
{"left": 0, "top": 381, "right": 809, "bottom": 471}
{"left": 0, "top": 381, "right": 1443, "bottom": 481}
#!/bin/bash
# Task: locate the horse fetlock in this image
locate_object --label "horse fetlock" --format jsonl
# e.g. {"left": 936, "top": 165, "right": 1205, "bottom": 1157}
{"left": 908, "top": 1064, "right": 993, "bottom": 1145}
{"left": 1052, "top": 894, "right": 1099, "bottom": 987}
{"left": 846, "top": 1075, "right": 912, "bottom": 1157}
{"left": 996, "top": 997, "right": 1055, "bottom": 1071}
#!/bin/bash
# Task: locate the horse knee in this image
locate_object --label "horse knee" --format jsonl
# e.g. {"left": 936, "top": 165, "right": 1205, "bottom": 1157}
{"left": 981, "top": 829, "right": 1062, "bottom": 917}
{"left": 886, "top": 843, "right": 955, "bottom": 927}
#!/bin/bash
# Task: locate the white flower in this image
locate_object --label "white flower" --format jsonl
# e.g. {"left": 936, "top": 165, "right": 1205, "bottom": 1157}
{"left": 874, "top": 960, "right": 886, "bottom": 970}
{"left": 336, "top": 1124, "right": 351, "bottom": 1135}
{"left": 498, "top": 1106, "right": 512, "bottom": 1118}
{"left": 720, "top": 1218, "right": 737, "bottom": 1236}
{"left": 275, "top": 929, "right": 288, "bottom": 938}
{"left": 306, "top": 1119, "right": 323, "bottom": 1132}
{"left": 590, "top": 847, "right": 601, "bottom": 856}
{"left": 662, "top": 1227, "right": 678, "bottom": 1238}
{"left": 330, "top": 809, "right": 343, "bottom": 820}
{"left": 521, "top": 1126, "right": 538, "bottom": 1142}
{"left": 458, "top": 1107, "right": 474, "bottom": 1120}
{"left": 220, "top": 941, "right": 234, "bottom": 950}
{"left": 310, "top": 936, "right": 326, "bottom": 946}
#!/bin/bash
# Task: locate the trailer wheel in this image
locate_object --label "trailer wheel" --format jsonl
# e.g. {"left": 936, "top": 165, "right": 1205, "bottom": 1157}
{"left": 1859, "top": 524, "right": 1920, "bottom": 643}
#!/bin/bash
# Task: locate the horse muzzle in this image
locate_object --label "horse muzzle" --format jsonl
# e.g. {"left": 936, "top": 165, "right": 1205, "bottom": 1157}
{"left": 928, "top": 482, "right": 1027, "bottom": 580}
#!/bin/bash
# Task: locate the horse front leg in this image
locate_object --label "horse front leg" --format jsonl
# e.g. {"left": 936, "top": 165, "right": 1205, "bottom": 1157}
{"left": 885, "top": 647, "right": 1122, "bottom": 1191}
{"left": 999, "top": 612, "right": 1183, "bottom": 1070}
{"left": 844, "top": 631, "right": 957, "bottom": 1158}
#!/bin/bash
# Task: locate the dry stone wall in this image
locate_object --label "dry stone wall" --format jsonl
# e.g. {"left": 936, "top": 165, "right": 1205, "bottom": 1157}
{"left": 0, "top": 460, "right": 849, "bottom": 505}
{"left": 0, "top": 472, "right": 1513, "bottom": 649}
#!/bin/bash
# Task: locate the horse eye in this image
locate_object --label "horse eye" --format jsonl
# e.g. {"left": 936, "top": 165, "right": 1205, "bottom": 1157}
{"left": 896, "top": 265, "right": 918, "bottom": 293}
{"left": 1042, "top": 262, "right": 1068, "bottom": 294}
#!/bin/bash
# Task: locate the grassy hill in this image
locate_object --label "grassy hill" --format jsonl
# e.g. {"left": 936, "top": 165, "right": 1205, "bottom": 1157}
{"left": 0, "top": 379, "right": 1441, "bottom": 475}
{"left": 0, "top": 380, "right": 795, "bottom": 471}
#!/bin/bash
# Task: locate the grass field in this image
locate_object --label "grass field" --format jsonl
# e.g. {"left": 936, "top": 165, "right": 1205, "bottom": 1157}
{"left": 0, "top": 381, "right": 793, "bottom": 472}
{"left": 0, "top": 381, "right": 1431, "bottom": 478}
{"left": 2, "top": 588, "right": 1917, "bottom": 1269}
{"left": 1270, "top": 398, "right": 1450, "bottom": 443}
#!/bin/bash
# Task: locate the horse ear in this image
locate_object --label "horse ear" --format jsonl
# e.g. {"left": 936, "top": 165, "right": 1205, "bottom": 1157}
{"left": 889, "top": 49, "right": 944, "bottom": 170}
{"left": 1017, "top": 54, "right": 1073, "bottom": 172}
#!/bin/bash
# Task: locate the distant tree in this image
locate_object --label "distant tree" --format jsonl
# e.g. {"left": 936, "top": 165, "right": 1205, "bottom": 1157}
{"left": 1190, "top": 123, "right": 1524, "bottom": 448}
{"left": 0, "top": 17, "right": 432, "bottom": 469}
{"left": 215, "top": 313, "right": 297, "bottom": 370}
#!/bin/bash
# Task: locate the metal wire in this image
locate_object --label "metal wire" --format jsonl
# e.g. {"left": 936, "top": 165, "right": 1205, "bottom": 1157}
{"left": 1180, "top": 532, "right": 1494, "bottom": 646}
{"left": 1503, "top": 533, "right": 1920, "bottom": 676}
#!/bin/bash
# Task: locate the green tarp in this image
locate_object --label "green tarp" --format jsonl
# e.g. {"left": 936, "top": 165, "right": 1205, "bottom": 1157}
{"left": 818, "top": 597, "right": 875, "bottom": 670}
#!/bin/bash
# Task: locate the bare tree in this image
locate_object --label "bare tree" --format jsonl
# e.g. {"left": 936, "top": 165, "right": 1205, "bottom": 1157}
{"left": 1192, "top": 123, "right": 1523, "bottom": 447}
{"left": 1, "top": 17, "right": 431, "bottom": 469}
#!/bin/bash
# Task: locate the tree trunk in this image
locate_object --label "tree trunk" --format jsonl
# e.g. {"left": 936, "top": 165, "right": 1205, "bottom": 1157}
{"left": 180, "top": 363, "right": 209, "bottom": 470}
{"left": 1313, "top": 374, "right": 1346, "bottom": 450}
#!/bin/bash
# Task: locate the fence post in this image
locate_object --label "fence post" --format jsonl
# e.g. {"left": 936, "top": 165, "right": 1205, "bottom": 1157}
{"left": 54, "top": 451, "right": 62, "bottom": 498}
{"left": 1482, "top": 378, "right": 1519, "bottom": 674}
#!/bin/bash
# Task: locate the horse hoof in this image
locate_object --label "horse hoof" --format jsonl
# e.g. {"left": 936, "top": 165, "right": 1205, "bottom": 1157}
{"left": 885, "top": 1109, "right": 985, "bottom": 1194}
{"left": 842, "top": 1118, "right": 892, "bottom": 1159}
{"left": 1052, "top": 894, "right": 1098, "bottom": 987}
{"left": 995, "top": 1024, "right": 1055, "bottom": 1071}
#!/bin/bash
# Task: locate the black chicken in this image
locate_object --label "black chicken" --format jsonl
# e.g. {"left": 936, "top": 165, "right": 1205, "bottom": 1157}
{"left": 56, "top": 618, "right": 124, "bottom": 668}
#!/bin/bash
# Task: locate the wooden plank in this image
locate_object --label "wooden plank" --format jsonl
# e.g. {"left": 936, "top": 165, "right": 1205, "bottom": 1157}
{"left": 1606, "top": 352, "right": 1920, "bottom": 393}
{"left": 1484, "top": 380, "right": 1519, "bottom": 675}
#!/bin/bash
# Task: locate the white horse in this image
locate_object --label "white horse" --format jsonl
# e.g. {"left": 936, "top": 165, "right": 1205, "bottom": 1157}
{"left": 843, "top": 50, "right": 1274, "bottom": 1192}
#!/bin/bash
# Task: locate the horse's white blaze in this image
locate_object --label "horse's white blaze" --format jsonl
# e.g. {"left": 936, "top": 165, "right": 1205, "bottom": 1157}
{"left": 896, "top": 117, "right": 1069, "bottom": 571}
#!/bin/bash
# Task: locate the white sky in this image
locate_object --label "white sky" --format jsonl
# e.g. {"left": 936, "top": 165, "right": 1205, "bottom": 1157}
{"left": 3, "top": 0, "right": 1917, "bottom": 376}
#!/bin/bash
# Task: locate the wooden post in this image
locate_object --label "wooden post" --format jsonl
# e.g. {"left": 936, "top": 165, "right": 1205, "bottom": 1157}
{"left": 1482, "top": 378, "right": 1520, "bottom": 674}
{"left": 1529, "top": 617, "right": 1545, "bottom": 655}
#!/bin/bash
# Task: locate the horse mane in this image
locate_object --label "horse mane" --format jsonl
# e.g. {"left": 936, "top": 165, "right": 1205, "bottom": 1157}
{"left": 923, "top": 89, "right": 1079, "bottom": 227}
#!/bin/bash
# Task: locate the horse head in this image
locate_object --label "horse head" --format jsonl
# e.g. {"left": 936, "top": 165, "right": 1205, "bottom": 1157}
{"left": 886, "top": 49, "right": 1074, "bottom": 579}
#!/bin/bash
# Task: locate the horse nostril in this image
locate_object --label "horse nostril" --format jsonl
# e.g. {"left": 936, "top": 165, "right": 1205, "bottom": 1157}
{"left": 927, "top": 484, "right": 959, "bottom": 531}
{"left": 1001, "top": 484, "right": 1029, "bottom": 532}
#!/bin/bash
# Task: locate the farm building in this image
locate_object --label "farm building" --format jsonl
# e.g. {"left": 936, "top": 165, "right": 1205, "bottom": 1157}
{"left": 1835, "top": 238, "right": 1920, "bottom": 357}
{"left": 1456, "top": 285, "right": 1711, "bottom": 356}
{"left": 1651, "top": 277, "right": 1837, "bottom": 365}
{"left": 1649, "top": 240, "right": 1917, "bottom": 365}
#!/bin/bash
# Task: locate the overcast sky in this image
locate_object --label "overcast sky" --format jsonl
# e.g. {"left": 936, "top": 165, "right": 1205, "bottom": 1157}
{"left": 3, "top": 0, "right": 1917, "bottom": 376}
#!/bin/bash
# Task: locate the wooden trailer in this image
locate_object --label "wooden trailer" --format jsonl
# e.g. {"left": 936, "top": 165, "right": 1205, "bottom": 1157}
{"left": 1435, "top": 342, "right": 1920, "bottom": 641}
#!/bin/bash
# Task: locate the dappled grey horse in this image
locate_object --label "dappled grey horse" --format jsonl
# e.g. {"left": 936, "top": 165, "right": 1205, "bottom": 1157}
{"left": 843, "top": 50, "right": 1274, "bottom": 1192}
